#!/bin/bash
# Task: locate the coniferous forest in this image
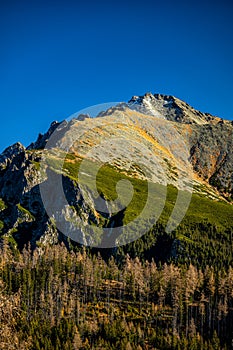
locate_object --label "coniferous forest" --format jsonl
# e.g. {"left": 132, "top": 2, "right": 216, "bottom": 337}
{"left": 1, "top": 222, "right": 233, "bottom": 350}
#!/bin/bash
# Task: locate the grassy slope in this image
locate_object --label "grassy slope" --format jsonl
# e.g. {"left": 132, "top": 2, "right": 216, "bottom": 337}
{"left": 45, "top": 152, "right": 233, "bottom": 231}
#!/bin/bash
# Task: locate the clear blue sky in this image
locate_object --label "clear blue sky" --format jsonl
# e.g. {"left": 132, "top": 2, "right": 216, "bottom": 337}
{"left": 1, "top": 0, "right": 233, "bottom": 152}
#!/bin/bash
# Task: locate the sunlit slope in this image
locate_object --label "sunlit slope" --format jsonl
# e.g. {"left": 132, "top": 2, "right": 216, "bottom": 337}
{"left": 44, "top": 150, "right": 233, "bottom": 231}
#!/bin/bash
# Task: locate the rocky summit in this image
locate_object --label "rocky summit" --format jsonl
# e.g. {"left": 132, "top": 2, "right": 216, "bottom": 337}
{"left": 0, "top": 93, "right": 232, "bottom": 249}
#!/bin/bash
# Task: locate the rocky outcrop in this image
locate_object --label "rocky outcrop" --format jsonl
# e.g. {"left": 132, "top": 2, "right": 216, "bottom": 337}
{"left": 0, "top": 142, "right": 119, "bottom": 249}
{"left": 27, "top": 121, "right": 62, "bottom": 150}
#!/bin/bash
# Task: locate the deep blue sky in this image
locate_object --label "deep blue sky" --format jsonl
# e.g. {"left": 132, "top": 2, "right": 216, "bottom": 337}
{"left": 1, "top": 0, "right": 233, "bottom": 152}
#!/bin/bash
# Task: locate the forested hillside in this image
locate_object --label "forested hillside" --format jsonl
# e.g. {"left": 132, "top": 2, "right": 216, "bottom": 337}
{"left": 1, "top": 240, "right": 233, "bottom": 350}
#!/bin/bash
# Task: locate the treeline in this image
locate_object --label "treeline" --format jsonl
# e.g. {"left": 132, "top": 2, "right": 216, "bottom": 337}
{"left": 0, "top": 239, "right": 233, "bottom": 349}
{"left": 116, "top": 221, "right": 233, "bottom": 270}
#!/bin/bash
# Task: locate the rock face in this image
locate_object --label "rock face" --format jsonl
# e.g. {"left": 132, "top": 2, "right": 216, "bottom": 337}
{"left": 0, "top": 92, "right": 232, "bottom": 249}
{"left": 189, "top": 122, "right": 233, "bottom": 196}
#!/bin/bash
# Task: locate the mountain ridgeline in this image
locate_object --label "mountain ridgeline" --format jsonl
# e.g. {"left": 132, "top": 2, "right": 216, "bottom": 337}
{"left": 0, "top": 93, "right": 232, "bottom": 264}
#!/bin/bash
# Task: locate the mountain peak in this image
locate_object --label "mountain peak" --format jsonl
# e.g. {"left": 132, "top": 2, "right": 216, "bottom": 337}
{"left": 128, "top": 92, "right": 222, "bottom": 125}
